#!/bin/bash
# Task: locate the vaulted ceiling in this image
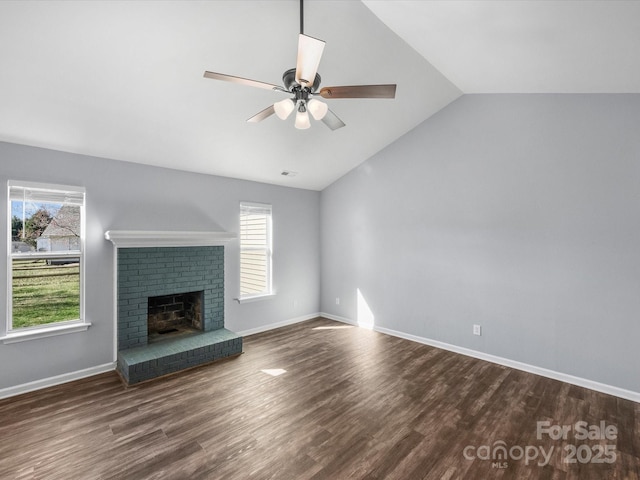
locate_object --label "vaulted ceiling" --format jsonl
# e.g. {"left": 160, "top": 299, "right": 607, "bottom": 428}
{"left": 364, "top": 0, "right": 640, "bottom": 94}
{"left": 1, "top": 1, "right": 639, "bottom": 190}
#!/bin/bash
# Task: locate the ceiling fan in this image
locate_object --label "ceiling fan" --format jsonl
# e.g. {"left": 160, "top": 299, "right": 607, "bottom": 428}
{"left": 203, "top": 0, "right": 396, "bottom": 131}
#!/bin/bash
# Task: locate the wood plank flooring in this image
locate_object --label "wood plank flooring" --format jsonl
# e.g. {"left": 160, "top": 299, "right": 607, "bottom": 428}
{"left": 0, "top": 317, "right": 638, "bottom": 479}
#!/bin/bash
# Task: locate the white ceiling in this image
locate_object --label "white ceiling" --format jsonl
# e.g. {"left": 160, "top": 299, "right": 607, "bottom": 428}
{"left": 1, "top": 1, "right": 639, "bottom": 191}
{"left": 363, "top": 0, "right": 640, "bottom": 94}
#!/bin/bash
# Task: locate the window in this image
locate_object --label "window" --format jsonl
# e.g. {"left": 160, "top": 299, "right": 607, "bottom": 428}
{"left": 6, "top": 181, "right": 86, "bottom": 337}
{"left": 239, "top": 202, "right": 272, "bottom": 300}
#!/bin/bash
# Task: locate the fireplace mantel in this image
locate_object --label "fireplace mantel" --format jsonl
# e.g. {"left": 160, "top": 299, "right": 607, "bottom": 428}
{"left": 105, "top": 230, "right": 236, "bottom": 248}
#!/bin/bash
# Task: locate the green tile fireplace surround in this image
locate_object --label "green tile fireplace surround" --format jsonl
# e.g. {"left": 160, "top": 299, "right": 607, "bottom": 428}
{"left": 105, "top": 231, "right": 242, "bottom": 385}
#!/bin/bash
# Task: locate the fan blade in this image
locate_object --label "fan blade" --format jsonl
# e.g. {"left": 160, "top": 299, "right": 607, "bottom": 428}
{"left": 247, "top": 105, "right": 275, "bottom": 123}
{"left": 295, "top": 34, "right": 325, "bottom": 87}
{"left": 318, "top": 84, "right": 397, "bottom": 99}
{"left": 321, "top": 108, "right": 346, "bottom": 131}
{"left": 204, "top": 71, "right": 282, "bottom": 92}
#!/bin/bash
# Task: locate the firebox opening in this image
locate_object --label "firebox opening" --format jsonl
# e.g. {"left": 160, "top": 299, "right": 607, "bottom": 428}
{"left": 158, "top": 328, "right": 179, "bottom": 335}
{"left": 147, "top": 290, "right": 204, "bottom": 343}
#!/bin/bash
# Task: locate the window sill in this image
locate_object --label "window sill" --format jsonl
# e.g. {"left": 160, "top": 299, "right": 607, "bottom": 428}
{"left": 0, "top": 322, "right": 91, "bottom": 344}
{"left": 235, "top": 293, "right": 276, "bottom": 304}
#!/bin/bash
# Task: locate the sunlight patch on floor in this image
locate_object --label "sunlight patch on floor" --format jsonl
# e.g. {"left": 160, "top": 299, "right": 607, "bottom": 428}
{"left": 260, "top": 368, "right": 287, "bottom": 377}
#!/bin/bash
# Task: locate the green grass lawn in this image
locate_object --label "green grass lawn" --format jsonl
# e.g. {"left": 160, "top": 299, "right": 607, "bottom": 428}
{"left": 12, "top": 259, "right": 80, "bottom": 329}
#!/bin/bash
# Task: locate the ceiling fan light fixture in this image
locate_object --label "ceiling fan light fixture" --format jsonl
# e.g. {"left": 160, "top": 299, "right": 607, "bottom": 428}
{"left": 295, "top": 102, "right": 311, "bottom": 130}
{"left": 307, "top": 98, "right": 328, "bottom": 120}
{"left": 274, "top": 98, "right": 295, "bottom": 120}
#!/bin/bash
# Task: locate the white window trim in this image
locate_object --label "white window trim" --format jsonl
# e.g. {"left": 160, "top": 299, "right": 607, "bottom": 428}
{"left": 239, "top": 201, "right": 273, "bottom": 301}
{"left": 1, "top": 322, "right": 91, "bottom": 344}
{"left": 235, "top": 292, "right": 276, "bottom": 304}
{"left": 3, "top": 180, "right": 89, "bottom": 342}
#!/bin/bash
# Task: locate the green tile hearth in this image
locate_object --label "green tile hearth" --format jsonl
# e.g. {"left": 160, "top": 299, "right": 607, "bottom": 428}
{"left": 117, "top": 328, "right": 242, "bottom": 385}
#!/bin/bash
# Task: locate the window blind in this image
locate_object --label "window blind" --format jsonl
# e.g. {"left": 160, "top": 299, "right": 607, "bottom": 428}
{"left": 240, "top": 202, "right": 272, "bottom": 297}
{"left": 9, "top": 182, "right": 85, "bottom": 205}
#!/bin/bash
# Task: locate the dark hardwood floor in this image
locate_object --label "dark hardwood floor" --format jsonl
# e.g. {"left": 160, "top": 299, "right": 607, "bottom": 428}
{"left": 0, "top": 317, "right": 638, "bottom": 479}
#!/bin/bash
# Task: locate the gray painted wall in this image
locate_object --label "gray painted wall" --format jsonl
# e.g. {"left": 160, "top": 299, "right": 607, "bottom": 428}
{"left": 3, "top": 94, "right": 639, "bottom": 395}
{"left": 0, "top": 142, "right": 320, "bottom": 390}
{"left": 321, "top": 94, "right": 640, "bottom": 393}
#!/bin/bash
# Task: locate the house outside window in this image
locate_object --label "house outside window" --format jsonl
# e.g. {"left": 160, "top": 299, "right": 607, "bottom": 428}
{"left": 239, "top": 202, "right": 272, "bottom": 300}
{"left": 7, "top": 181, "right": 86, "bottom": 335}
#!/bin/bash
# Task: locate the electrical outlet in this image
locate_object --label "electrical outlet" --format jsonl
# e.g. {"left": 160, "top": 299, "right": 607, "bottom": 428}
{"left": 473, "top": 324, "right": 482, "bottom": 336}
{"left": 335, "top": 297, "right": 340, "bottom": 305}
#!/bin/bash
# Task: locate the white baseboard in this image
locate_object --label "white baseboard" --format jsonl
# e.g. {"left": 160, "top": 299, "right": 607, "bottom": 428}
{"left": 319, "top": 313, "right": 640, "bottom": 404}
{"left": 319, "top": 312, "right": 358, "bottom": 326}
{"left": 5, "top": 315, "right": 637, "bottom": 405}
{"left": 0, "top": 362, "right": 116, "bottom": 400}
{"left": 236, "top": 312, "right": 322, "bottom": 337}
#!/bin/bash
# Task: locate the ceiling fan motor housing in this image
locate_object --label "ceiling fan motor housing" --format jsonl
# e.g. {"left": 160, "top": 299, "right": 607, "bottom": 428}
{"left": 283, "top": 68, "right": 321, "bottom": 94}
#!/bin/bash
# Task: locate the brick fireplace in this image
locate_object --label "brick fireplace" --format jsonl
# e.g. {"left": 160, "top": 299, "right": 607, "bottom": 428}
{"left": 105, "top": 231, "right": 242, "bottom": 385}
{"left": 116, "top": 246, "right": 225, "bottom": 350}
